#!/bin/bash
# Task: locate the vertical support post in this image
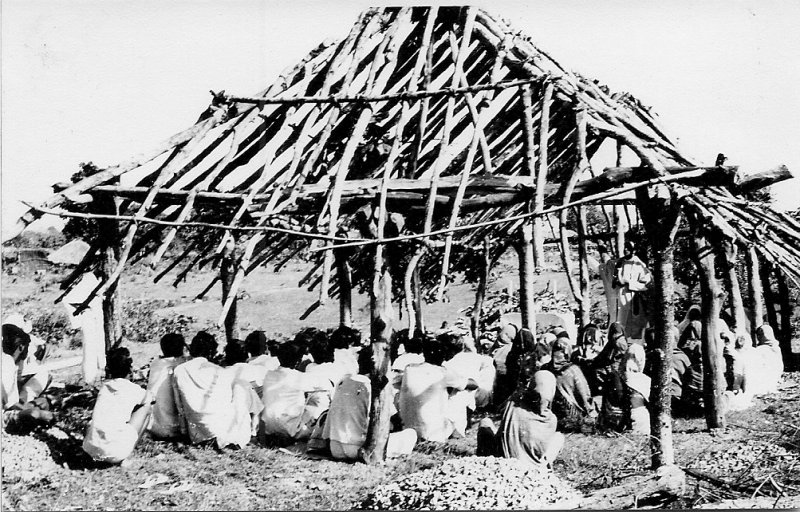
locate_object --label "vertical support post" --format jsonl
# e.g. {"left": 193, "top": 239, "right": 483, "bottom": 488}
{"left": 614, "top": 142, "right": 625, "bottom": 258}
{"left": 471, "top": 236, "right": 491, "bottom": 341}
{"left": 775, "top": 268, "right": 794, "bottom": 370}
{"left": 335, "top": 250, "right": 353, "bottom": 327}
{"left": 720, "top": 240, "right": 747, "bottom": 336}
{"left": 95, "top": 190, "right": 121, "bottom": 352}
{"left": 516, "top": 223, "right": 536, "bottom": 333}
{"left": 746, "top": 247, "right": 765, "bottom": 340}
{"left": 692, "top": 230, "right": 726, "bottom": 429}
{"left": 220, "top": 239, "right": 240, "bottom": 343}
{"left": 637, "top": 185, "right": 681, "bottom": 469}
{"left": 576, "top": 206, "right": 591, "bottom": 328}
{"left": 534, "top": 82, "right": 554, "bottom": 271}
{"left": 413, "top": 267, "right": 424, "bottom": 334}
{"left": 761, "top": 261, "right": 779, "bottom": 332}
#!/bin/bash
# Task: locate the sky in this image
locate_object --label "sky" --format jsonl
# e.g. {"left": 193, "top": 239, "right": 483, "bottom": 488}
{"left": 2, "top": 0, "right": 799, "bottom": 239}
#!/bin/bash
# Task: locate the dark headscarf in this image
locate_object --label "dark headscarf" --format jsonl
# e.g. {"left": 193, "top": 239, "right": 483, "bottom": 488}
{"left": 593, "top": 322, "right": 628, "bottom": 368}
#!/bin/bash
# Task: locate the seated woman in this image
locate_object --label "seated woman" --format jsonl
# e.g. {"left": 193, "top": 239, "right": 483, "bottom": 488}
{"left": 572, "top": 323, "right": 605, "bottom": 412}
{"left": 172, "top": 332, "right": 254, "bottom": 449}
{"left": 83, "top": 347, "right": 154, "bottom": 464}
{"left": 2, "top": 324, "right": 53, "bottom": 433}
{"left": 321, "top": 346, "right": 416, "bottom": 461}
{"left": 442, "top": 331, "right": 496, "bottom": 412}
{"left": 748, "top": 325, "right": 784, "bottom": 396}
{"left": 678, "top": 320, "right": 704, "bottom": 416}
{"left": 260, "top": 341, "right": 333, "bottom": 444}
{"left": 477, "top": 369, "right": 564, "bottom": 468}
{"left": 146, "top": 333, "right": 188, "bottom": 439}
{"left": 544, "top": 338, "right": 594, "bottom": 432}
{"left": 593, "top": 323, "right": 629, "bottom": 432}
{"left": 722, "top": 333, "right": 753, "bottom": 411}
{"left": 330, "top": 325, "right": 362, "bottom": 376}
{"left": 624, "top": 344, "right": 650, "bottom": 434}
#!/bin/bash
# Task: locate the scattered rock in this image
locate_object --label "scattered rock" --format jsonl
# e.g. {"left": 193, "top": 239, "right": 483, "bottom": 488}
{"left": 2, "top": 434, "right": 58, "bottom": 482}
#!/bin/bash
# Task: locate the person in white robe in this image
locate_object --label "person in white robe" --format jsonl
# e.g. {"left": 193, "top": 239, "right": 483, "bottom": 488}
{"left": 172, "top": 332, "right": 255, "bottom": 449}
{"left": 614, "top": 243, "right": 652, "bottom": 340}
{"left": 443, "top": 333, "right": 496, "bottom": 411}
{"left": 624, "top": 344, "right": 650, "bottom": 434}
{"left": 260, "top": 342, "right": 334, "bottom": 443}
{"left": 146, "top": 333, "right": 188, "bottom": 439}
{"left": 62, "top": 272, "right": 106, "bottom": 384}
{"left": 747, "top": 325, "right": 784, "bottom": 396}
{"left": 398, "top": 339, "right": 472, "bottom": 442}
{"left": 83, "top": 347, "right": 154, "bottom": 464}
{"left": 245, "top": 331, "right": 280, "bottom": 372}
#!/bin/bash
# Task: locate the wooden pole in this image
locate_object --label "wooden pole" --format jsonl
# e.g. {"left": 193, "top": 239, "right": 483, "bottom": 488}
{"left": 516, "top": 223, "right": 536, "bottom": 332}
{"left": 96, "top": 191, "right": 122, "bottom": 352}
{"left": 576, "top": 206, "right": 591, "bottom": 328}
{"left": 775, "top": 268, "right": 794, "bottom": 370}
{"left": 413, "top": 267, "right": 424, "bottom": 335}
{"left": 534, "top": 82, "right": 554, "bottom": 270}
{"left": 335, "top": 251, "right": 353, "bottom": 328}
{"left": 746, "top": 246, "right": 765, "bottom": 342}
{"left": 692, "top": 229, "right": 726, "bottom": 430}
{"left": 220, "top": 239, "right": 240, "bottom": 342}
{"left": 472, "top": 236, "right": 491, "bottom": 341}
{"left": 636, "top": 184, "right": 681, "bottom": 469}
{"left": 761, "top": 261, "right": 779, "bottom": 333}
{"left": 719, "top": 240, "right": 747, "bottom": 336}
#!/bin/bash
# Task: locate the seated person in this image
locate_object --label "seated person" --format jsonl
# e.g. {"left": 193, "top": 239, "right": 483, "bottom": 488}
{"left": 477, "top": 369, "right": 564, "bottom": 468}
{"left": 261, "top": 341, "right": 333, "bottom": 443}
{"left": 222, "top": 338, "right": 266, "bottom": 438}
{"left": 543, "top": 338, "right": 594, "bottom": 432}
{"left": 5, "top": 313, "right": 52, "bottom": 404}
{"left": 83, "top": 347, "right": 154, "bottom": 464}
{"left": 292, "top": 328, "right": 327, "bottom": 371}
{"left": 305, "top": 333, "right": 349, "bottom": 388}
{"left": 624, "top": 344, "right": 650, "bottom": 434}
{"left": 245, "top": 331, "right": 280, "bottom": 371}
{"left": 491, "top": 323, "right": 518, "bottom": 406}
{"left": 572, "top": 323, "right": 605, "bottom": 410}
{"left": 330, "top": 325, "right": 362, "bottom": 376}
{"left": 748, "top": 325, "right": 783, "bottom": 396}
{"left": 390, "top": 330, "right": 425, "bottom": 391}
{"left": 722, "top": 333, "right": 753, "bottom": 411}
{"left": 398, "top": 339, "right": 471, "bottom": 442}
{"left": 441, "top": 331, "right": 496, "bottom": 411}
{"left": 678, "top": 320, "right": 704, "bottom": 415}
{"left": 146, "top": 333, "right": 188, "bottom": 439}
{"left": 2, "top": 324, "right": 53, "bottom": 433}
{"left": 172, "top": 332, "right": 254, "bottom": 448}
{"left": 321, "top": 346, "right": 417, "bottom": 461}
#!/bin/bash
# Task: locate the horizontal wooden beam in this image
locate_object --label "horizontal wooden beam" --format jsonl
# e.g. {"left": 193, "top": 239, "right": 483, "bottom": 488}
{"left": 226, "top": 77, "right": 545, "bottom": 106}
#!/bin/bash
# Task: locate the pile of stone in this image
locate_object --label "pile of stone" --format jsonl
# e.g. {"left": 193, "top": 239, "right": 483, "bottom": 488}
{"left": 360, "top": 456, "right": 582, "bottom": 510}
{"left": 2, "top": 434, "right": 57, "bottom": 482}
{"left": 691, "top": 439, "right": 798, "bottom": 480}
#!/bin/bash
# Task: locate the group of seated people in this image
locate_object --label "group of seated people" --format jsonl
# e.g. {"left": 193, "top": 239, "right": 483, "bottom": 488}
{"left": 1, "top": 305, "right": 786, "bottom": 470}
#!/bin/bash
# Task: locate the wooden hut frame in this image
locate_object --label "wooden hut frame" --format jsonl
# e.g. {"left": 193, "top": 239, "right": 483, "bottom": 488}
{"left": 8, "top": 7, "right": 798, "bottom": 467}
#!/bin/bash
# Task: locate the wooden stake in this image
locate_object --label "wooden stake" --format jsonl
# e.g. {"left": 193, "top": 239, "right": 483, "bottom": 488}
{"left": 637, "top": 183, "right": 682, "bottom": 469}
{"left": 719, "top": 240, "right": 747, "bottom": 336}
{"left": 576, "top": 206, "right": 591, "bottom": 328}
{"left": 96, "top": 191, "right": 121, "bottom": 351}
{"left": 534, "top": 81, "right": 554, "bottom": 270}
{"left": 220, "top": 239, "right": 240, "bottom": 342}
{"left": 516, "top": 222, "right": 536, "bottom": 331}
{"left": 472, "top": 236, "right": 491, "bottom": 340}
{"left": 775, "top": 268, "right": 794, "bottom": 369}
{"left": 335, "top": 251, "right": 353, "bottom": 327}
{"left": 761, "top": 261, "right": 779, "bottom": 334}
{"left": 746, "top": 246, "right": 765, "bottom": 343}
{"left": 692, "top": 228, "right": 726, "bottom": 429}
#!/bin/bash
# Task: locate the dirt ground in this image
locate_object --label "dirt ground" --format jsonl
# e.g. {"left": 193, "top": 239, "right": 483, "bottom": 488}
{"left": 2, "top": 252, "right": 799, "bottom": 510}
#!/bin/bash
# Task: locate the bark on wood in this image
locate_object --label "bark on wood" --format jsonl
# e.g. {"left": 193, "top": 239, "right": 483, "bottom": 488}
{"left": 472, "top": 236, "right": 491, "bottom": 341}
{"left": 719, "top": 240, "right": 747, "bottom": 336}
{"left": 534, "top": 82, "right": 554, "bottom": 270}
{"left": 692, "top": 230, "right": 726, "bottom": 429}
{"left": 95, "top": 191, "right": 122, "bottom": 353}
{"left": 516, "top": 222, "right": 536, "bottom": 331}
{"left": 575, "top": 464, "right": 685, "bottom": 510}
{"left": 746, "top": 246, "right": 765, "bottom": 343}
{"left": 637, "top": 185, "right": 681, "bottom": 469}
{"left": 576, "top": 206, "right": 591, "bottom": 328}
{"left": 761, "top": 261, "right": 779, "bottom": 334}
{"left": 775, "top": 268, "right": 794, "bottom": 369}
{"left": 220, "top": 240, "right": 240, "bottom": 342}
{"left": 335, "top": 251, "right": 353, "bottom": 327}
